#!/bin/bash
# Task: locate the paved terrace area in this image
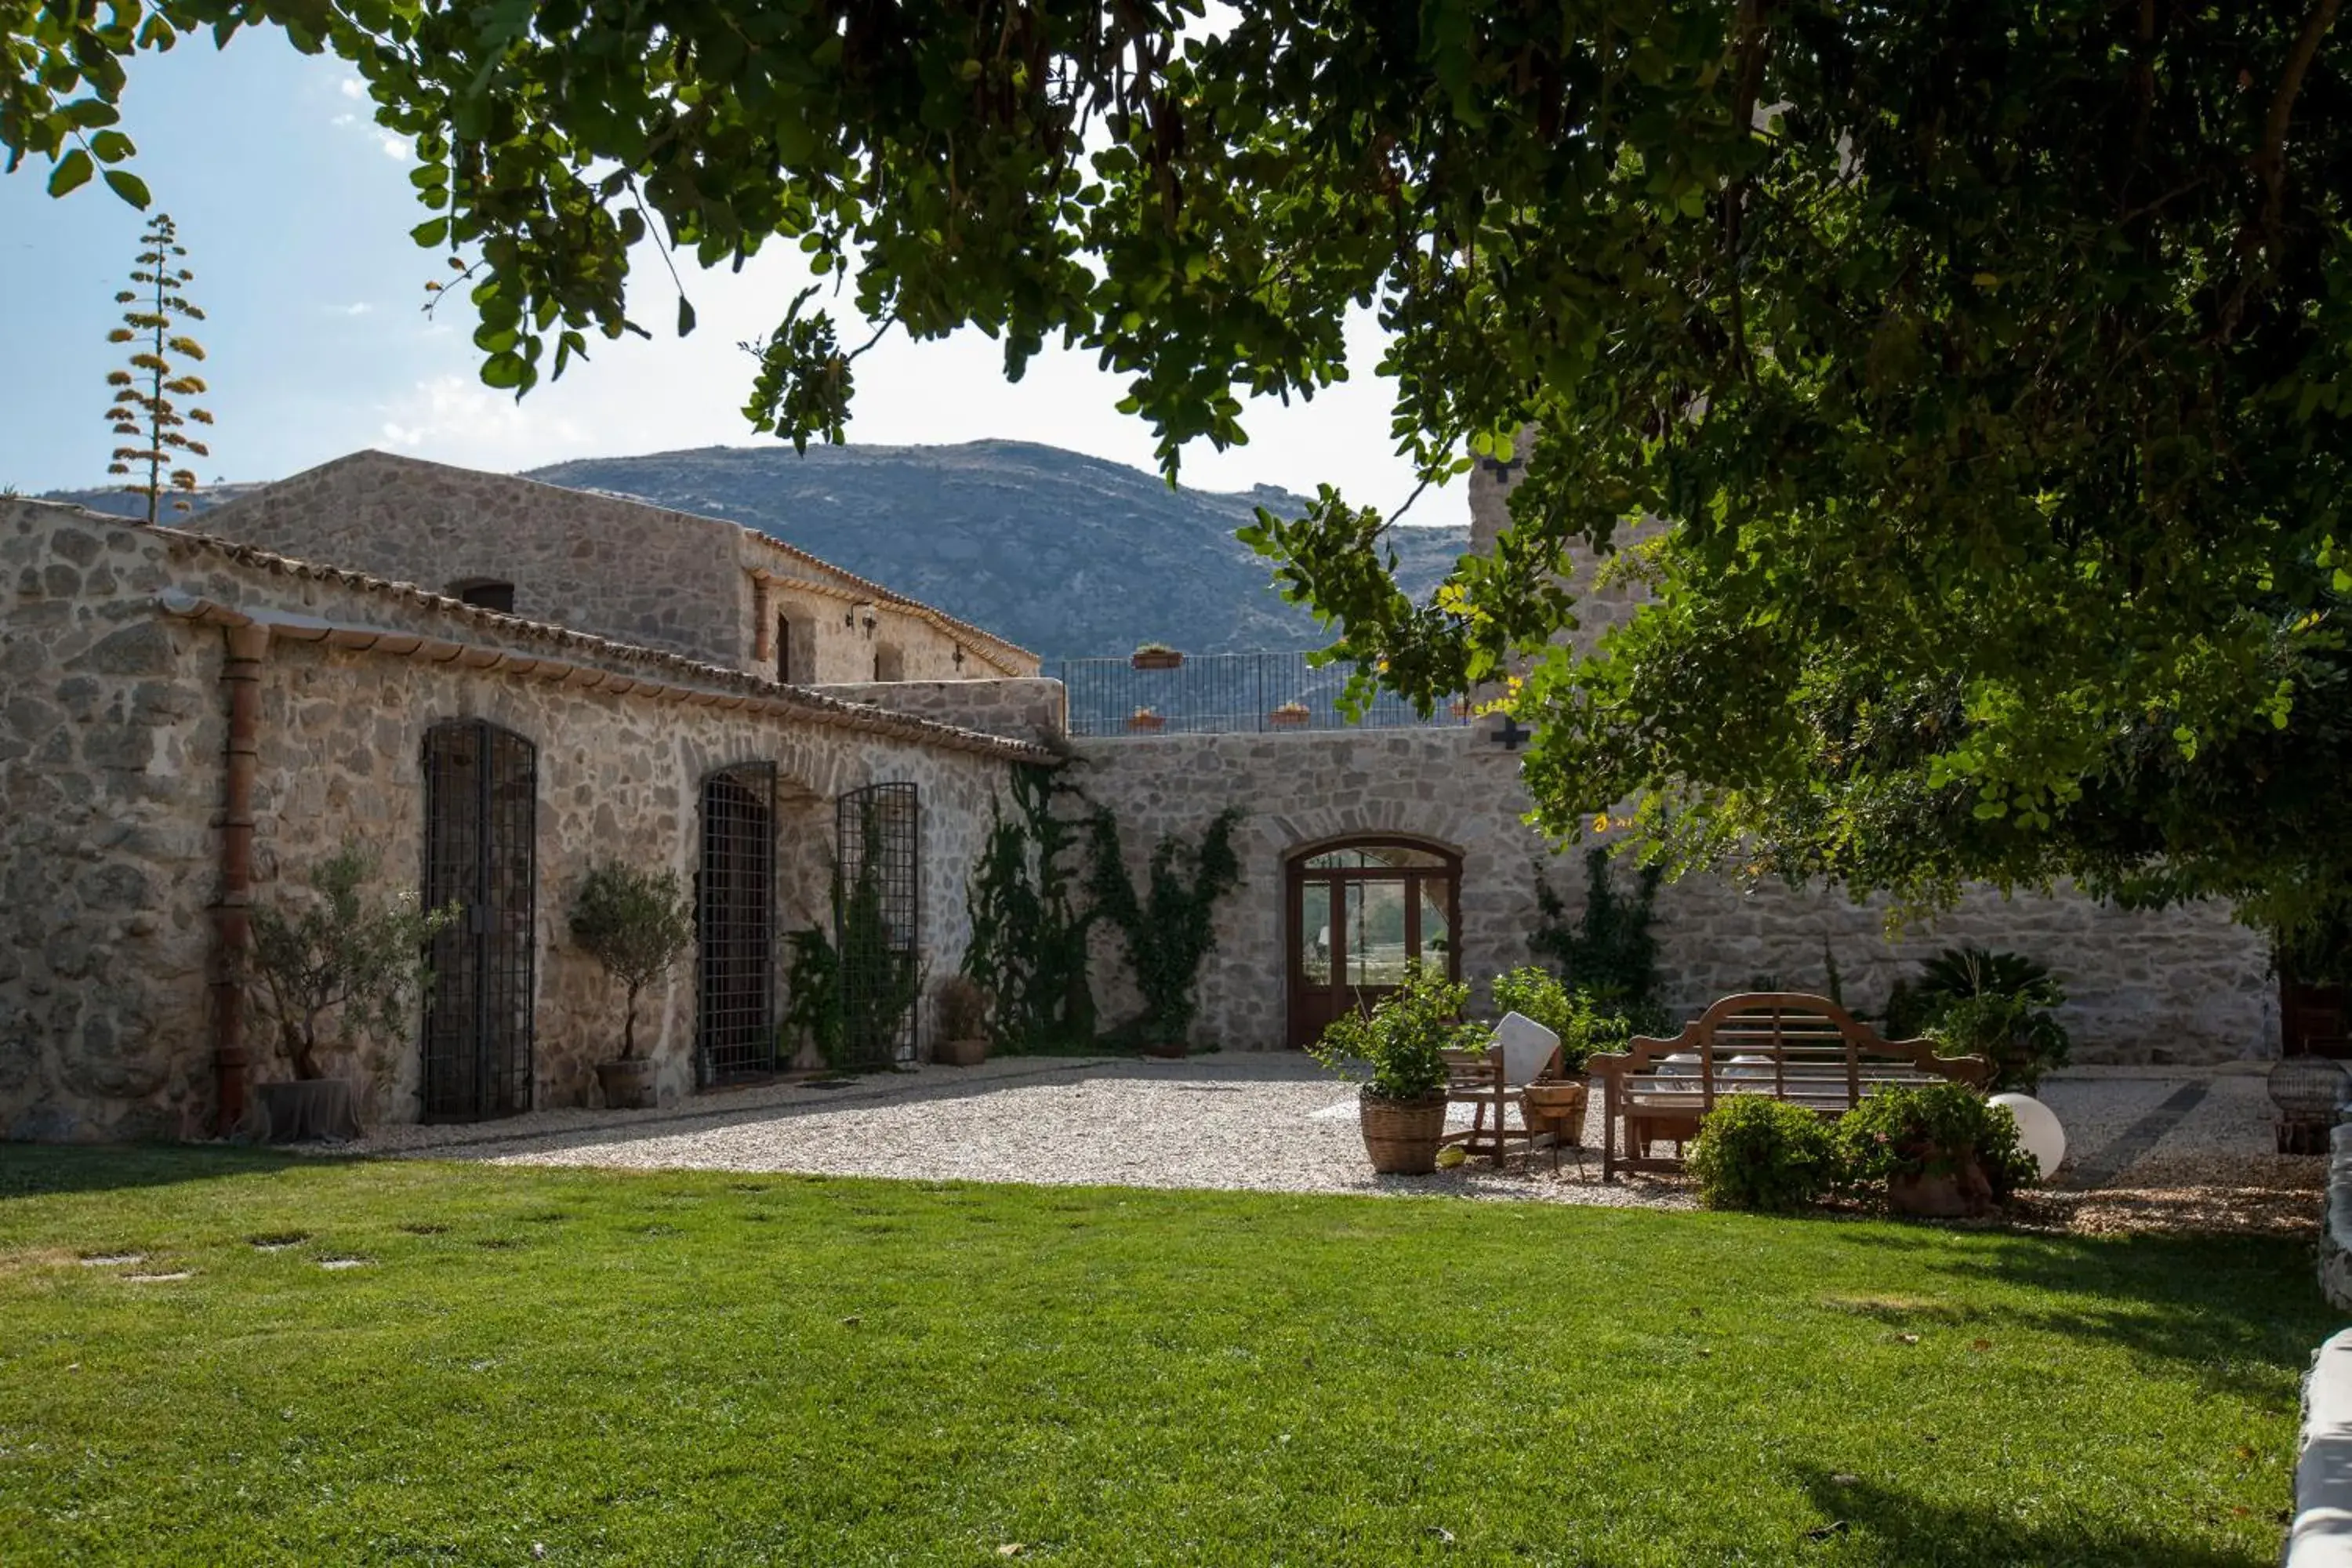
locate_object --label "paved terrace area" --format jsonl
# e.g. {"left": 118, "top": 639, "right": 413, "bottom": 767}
{"left": 347, "top": 1056, "right": 2321, "bottom": 1235}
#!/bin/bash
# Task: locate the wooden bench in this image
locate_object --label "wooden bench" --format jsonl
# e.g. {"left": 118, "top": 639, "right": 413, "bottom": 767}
{"left": 1584, "top": 993, "right": 1989, "bottom": 1181}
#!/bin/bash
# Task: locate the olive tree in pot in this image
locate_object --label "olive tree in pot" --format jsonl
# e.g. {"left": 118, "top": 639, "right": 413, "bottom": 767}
{"left": 246, "top": 844, "right": 458, "bottom": 1142}
{"left": 1308, "top": 962, "right": 1486, "bottom": 1174}
{"left": 568, "top": 861, "right": 695, "bottom": 1109}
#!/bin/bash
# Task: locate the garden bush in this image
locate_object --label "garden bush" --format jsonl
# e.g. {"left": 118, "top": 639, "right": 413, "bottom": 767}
{"left": 1488, "top": 967, "right": 1638, "bottom": 1073}
{"left": 1884, "top": 947, "right": 2072, "bottom": 1092}
{"left": 1837, "top": 1081, "right": 2039, "bottom": 1204}
{"left": 1686, "top": 1096, "right": 1840, "bottom": 1213}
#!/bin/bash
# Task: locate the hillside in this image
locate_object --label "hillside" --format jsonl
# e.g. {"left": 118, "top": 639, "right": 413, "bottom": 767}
{"left": 46, "top": 441, "right": 1467, "bottom": 660}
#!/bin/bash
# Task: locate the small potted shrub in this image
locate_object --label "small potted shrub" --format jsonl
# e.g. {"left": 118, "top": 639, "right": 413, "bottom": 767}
{"left": 1127, "top": 706, "right": 1167, "bottom": 733}
{"left": 1687, "top": 1096, "right": 1840, "bottom": 1212}
{"left": 246, "top": 843, "right": 459, "bottom": 1140}
{"left": 1896, "top": 947, "right": 2073, "bottom": 1092}
{"left": 934, "top": 974, "right": 992, "bottom": 1067}
{"left": 1131, "top": 641, "right": 1184, "bottom": 671}
{"left": 1268, "top": 700, "right": 1311, "bottom": 728}
{"left": 568, "top": 861, "right": 695, "bottom": 1109}
{"left": 1309, "top": 961, "right": 1485, "bottom": 1174}
{"left": 1836, "top": 1081, "right": 2038, "bottom": 1218}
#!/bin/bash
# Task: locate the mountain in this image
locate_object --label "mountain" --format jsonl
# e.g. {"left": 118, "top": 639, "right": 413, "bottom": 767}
{"left": 44, "top": 441, "right": 1469, "bottom": 660}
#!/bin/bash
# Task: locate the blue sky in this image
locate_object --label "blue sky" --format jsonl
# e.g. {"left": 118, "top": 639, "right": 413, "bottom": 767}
{"left": 0, "top": 33, "right": 1463, "bottom": 524}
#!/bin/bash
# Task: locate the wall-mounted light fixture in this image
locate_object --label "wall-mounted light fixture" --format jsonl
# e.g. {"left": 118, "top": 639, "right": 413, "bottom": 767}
{"left": 952, "top": 645, "right": 966, "bottom": 670}
{"left": 858, "top": 603, "right": 880, "bottom": 635}
{"left": 842, "top": 608, "right": 855, "bottom": 629}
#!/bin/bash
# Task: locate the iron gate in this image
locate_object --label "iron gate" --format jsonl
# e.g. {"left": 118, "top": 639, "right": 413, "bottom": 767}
{"left": 699, "top": 763, "right": 777, "bottom": 1083}
{"left": 836, "top": 782, "right": 920, "bottom": 1068}
{"left": 420, "top": 720, "right": 537, "bottom": 1121}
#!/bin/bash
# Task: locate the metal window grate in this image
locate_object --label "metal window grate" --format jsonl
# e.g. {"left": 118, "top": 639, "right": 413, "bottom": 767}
{"left": 1050, "top": 650, "right": 1476, "bottom": 737}
{"left": 420, "top": 720, "right": 537, "bottom": 1122}
{"left": 699, "top": 763, "right": 778, "bottom": 1084}
{"left": 836, "top": 782, "right": 920, "bottom": 1068}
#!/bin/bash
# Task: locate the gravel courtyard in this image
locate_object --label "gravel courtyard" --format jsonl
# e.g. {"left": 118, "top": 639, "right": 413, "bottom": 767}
{"left": 350, "top": 1054, "right": 2321, "bottom": 1233}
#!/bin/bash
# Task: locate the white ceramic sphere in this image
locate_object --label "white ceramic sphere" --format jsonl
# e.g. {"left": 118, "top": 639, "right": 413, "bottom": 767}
{"left": 1991, "top": 1092, "right": 2067, "bottom": 1180}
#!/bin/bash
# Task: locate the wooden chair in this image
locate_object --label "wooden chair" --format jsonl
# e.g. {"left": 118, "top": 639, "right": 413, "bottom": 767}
{"left": 1585, "top": 993, "right": 1990, "bottom": 1181}
{"left": 1440, "top": 1041, "right": 1573, "bottom": 1166}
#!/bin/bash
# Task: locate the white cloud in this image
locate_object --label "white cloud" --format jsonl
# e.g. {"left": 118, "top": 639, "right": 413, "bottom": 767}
{"left": 339, "top": 77, "right": 365, "bottom": 100}
{"left": 376, "top": 373, "right": 595, "bottom": 469}
{"left": 326, "top": 302, "right": 374, "bottom": 317}
{"left": 378, "top": 132, "right": 411, "bottom": 162}
{"left": 330, "top": 112, "right": 356, "bottom": 128}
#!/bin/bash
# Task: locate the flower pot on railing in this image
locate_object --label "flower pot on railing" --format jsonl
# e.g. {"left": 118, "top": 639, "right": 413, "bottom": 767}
{"left": 1126, "top": 709, "right": 1167, "bottom": 733}
{"left": 1269, "top": 704, "right": 1311, "bottom": 728}
{"left": 1131, "top": 645, "right": 1184, "bottom": 671}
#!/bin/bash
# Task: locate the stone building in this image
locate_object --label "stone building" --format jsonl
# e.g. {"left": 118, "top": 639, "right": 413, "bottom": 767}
{"left": 0, "top": 448, "right": 2278, "bottom": 1142}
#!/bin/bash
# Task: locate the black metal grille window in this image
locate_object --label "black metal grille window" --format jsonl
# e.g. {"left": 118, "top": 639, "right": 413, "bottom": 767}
{"left": 420, "top": 720, "right": 537, "bottom": 1122}
{"left": 699, "top": 764, "right": 778, "bottom": 1084}
{"left": 835, "top": 782, "right": 920, "bottom": 1069}
{"left": 1050, "top": 650, "right": 1477, "bottom": 738}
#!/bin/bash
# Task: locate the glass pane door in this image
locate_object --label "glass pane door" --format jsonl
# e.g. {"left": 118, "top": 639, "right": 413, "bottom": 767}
{"left": 1346, "top": 879, "right": 1411, "bottom": 989}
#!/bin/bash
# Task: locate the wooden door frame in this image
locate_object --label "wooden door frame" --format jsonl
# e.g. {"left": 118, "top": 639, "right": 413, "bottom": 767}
{"left": 1284, "top": 836, "right": 1462, "bottom": 1047}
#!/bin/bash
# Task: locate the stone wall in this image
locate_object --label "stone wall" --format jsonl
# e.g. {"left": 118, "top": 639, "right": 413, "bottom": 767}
{"left": 195, "top": 448, "right": 1036, "bottom": 682}
{"left": 814, "top": 678, "right": 1068, "bottom": 743}
{"left": 2, "top": 499, "right": 1033, "bottom": 1140}
{"left": 1066, "top": 727, "right": 2276, "bottom": 1062}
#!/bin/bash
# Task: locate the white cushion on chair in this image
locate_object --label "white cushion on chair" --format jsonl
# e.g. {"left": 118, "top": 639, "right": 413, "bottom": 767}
{"left": 1493, "top": 1012, "right": 1562, "bottom": 1086}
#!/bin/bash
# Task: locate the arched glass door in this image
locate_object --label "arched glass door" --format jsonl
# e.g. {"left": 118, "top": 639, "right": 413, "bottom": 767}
{"left": 1286, "top": 839, "right": 1460, "bottom": 1047}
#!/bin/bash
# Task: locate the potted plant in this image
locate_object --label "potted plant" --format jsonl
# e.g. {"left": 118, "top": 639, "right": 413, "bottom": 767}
{"left": 1131, "top": 641, "right": 1184, "bottom": 671}
{"left": 245, "top": 843, "right": 459, "bottom": 1142}
{"left": 1127, "top": 706, "right": 1167, "bottom": 733}
{"left": 1835, "top": 1081, "right": 2038, "bottom": 1218}
{"left": 934, "top": 974, "right": 992, "bottom": 1067}
{"left": 1268, "top": 700, "right": 1311, "bottom": 728}
{"left": 1309, "top": 961, "right": 1486, "bottom": 1174}
{"left": 1888, "top": 948, "right": 2072, "bottom": 1092}
{"left": 568, "top": 861, "right": 695, "bottom": 1109}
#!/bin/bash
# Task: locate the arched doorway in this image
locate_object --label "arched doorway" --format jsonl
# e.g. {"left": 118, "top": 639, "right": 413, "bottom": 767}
{"left": 420, "top": 720, "right": 537, "bottom": 1121}
{"left": 1285, "top": 837, "right": 1461, "bottom": 1047}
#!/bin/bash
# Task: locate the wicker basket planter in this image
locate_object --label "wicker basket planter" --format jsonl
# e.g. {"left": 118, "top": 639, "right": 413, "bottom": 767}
{"left": 1521, "top": 1080, "right": 1588, "bottom": 1141}
{"left": 1359, "top": 1090, "right": 1449, "bottom": 1174}
{"left": 1131, "top": 648, "right": 1184, "bottom": 671}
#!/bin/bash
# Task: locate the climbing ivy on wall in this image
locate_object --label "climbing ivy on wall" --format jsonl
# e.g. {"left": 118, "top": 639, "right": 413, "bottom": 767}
{"left": 780, "top": 926, "right": 843, "bottom": 1067}
{"left": 961, "top": 764, "right": 1096, "bottom": 1053}
{"left": 1532, "top": 848, "right": 1667, "bottom": 1026}
{"left": 1084, "top": 806, "right": 1245, "bottom": 1050}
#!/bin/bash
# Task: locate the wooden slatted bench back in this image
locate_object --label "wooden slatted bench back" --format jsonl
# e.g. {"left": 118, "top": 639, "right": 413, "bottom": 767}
{"left": 1585, "top": 993, "right": 1989, "bottom": 1177}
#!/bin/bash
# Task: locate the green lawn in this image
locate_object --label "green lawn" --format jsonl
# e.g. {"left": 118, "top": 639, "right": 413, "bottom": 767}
{"left": 0, "top": 1146, "right": 2328, "bottom": 1566}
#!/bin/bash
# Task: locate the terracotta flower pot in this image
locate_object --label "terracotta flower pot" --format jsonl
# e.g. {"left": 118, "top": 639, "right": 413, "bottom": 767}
{"left": 596, "top": 1058, "right": 659, "bottom": 1110}
{"left": 1131, "top": 649, "right": 1184, "bottom": 670}
{"left": 1359, "top": 1091, "right": 1449, "bottom": 1174}
{"left": 1269, "top": 708, "right": 1310, "bottom": 728}
{"left": 256, "top": 1078, "right": 362, "bottom": 1143}
{"left": 1127, "top": 712, "right": 1167, "bottom": 733}
{"left": 1886, "top": 1153, "right": 1995, "bottom": 1218}
{"left": 1141, "top": 1040, "right": 1189, "bottom": 1059}
{"left": 936, "top": 1036, "right": 989, "bottom": 1067}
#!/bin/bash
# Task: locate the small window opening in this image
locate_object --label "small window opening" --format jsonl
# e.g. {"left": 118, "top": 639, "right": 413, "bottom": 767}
{"left": 450, "top": 579, "right": 516, "bottom": 614}
{"left": 873, "top": 644, "right": 905, "bottom": 682}
{"left": 775, "top": 613, "right": 793, "bottom": 684}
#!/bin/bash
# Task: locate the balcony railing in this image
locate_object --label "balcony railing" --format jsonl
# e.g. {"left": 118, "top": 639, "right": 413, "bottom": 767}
{"left": 1050, "top": 650, "right": 1475, "bottom": 739}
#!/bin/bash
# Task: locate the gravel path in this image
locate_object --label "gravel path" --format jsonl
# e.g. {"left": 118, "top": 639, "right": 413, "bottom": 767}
{"left": 350, "top": 1055, "right": 2320, "bottom": 1229}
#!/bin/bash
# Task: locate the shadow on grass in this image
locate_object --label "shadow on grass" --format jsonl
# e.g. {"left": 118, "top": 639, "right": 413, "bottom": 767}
{"left": 0, "top": 1142, "right": 326, "bottom": 1200}
{"left": 1795, "top": 1466, "right": 2258, "bottom": 1567}
{"left": 1835, "top": 1224, "right": 2327, "bottom": 1403}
